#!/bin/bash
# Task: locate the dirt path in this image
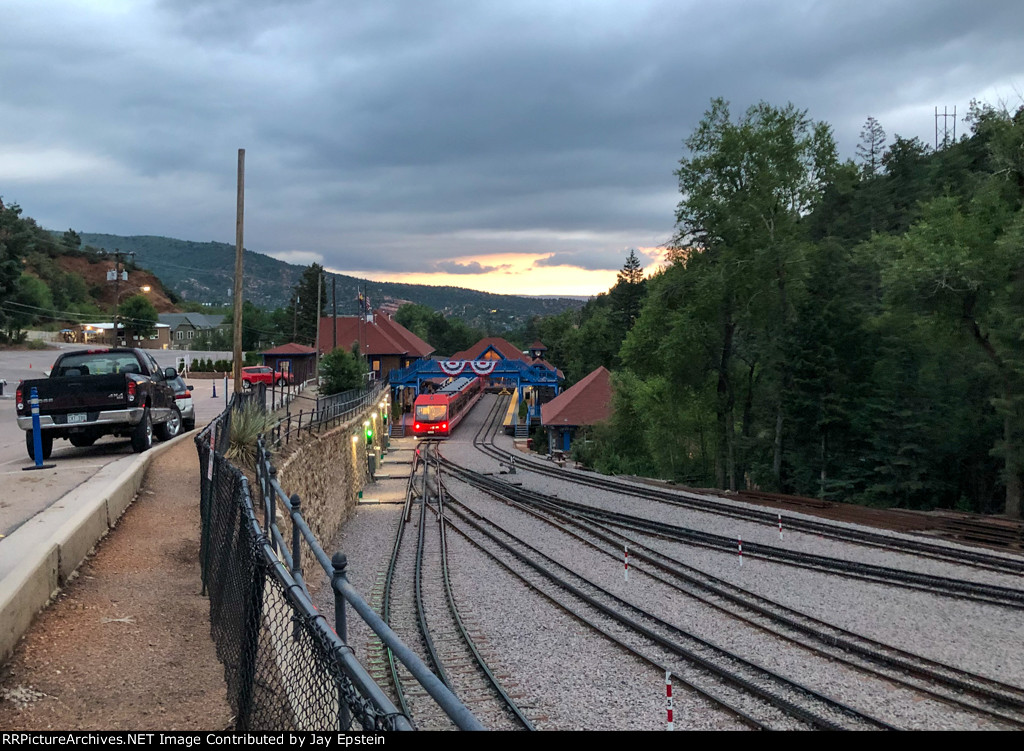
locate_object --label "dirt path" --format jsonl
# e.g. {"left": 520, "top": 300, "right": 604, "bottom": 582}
{"left": 0, "top": 438, "right": 233, "bottom": 730}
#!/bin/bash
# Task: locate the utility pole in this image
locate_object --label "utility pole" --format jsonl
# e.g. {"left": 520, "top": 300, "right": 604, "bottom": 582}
{"left": 315, "top": 267, "right": 323, "bottom": 379}
{"left": 232, "top": 148, "right": 245, "bottom": 395}
{"left": 104, "top": 249, "right": 134, "bottom": 346}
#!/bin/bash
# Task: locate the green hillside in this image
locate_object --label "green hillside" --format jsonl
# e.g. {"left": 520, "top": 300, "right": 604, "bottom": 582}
{"left": 76, "top": 233, "right": 583, "bottom": 328}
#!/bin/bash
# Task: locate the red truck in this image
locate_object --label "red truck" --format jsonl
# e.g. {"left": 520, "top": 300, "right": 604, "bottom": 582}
{"left": 240, "top": 365, "right": 292, "bottom": 388}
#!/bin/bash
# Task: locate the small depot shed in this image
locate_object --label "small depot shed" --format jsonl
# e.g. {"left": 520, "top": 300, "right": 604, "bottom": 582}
{"left": 261, "top": 343, "right": 318, "bottom": 384}
{"left": 540, "top": 366, "right": 613, "bottom": 454}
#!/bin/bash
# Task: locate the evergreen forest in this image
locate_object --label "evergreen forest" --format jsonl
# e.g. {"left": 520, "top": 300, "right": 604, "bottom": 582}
{"left": 527, "top": 99, "right": 1024, "bottom": 518}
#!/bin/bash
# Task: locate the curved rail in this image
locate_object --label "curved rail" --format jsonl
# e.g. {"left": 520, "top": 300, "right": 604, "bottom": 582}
{"left": 435, "top": 471, "right": 890, "bottom": 730}
{"left": 470, "top": 398, "right": 1024, "bottom": 576}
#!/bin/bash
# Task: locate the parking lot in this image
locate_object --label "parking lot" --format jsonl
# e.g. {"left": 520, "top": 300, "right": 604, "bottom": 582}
{"left": 0, "top": 345, "right": 230, "bottom": 538}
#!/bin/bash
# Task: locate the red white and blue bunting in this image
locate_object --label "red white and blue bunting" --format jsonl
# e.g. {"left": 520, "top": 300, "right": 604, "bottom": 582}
{"left": 438, "top": 360, "right": 497, "bottom": 376}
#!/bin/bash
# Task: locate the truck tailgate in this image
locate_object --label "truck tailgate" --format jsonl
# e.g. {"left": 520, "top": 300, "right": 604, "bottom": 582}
{"left": 32, "top": 374, "right": 128, "bottom": 415}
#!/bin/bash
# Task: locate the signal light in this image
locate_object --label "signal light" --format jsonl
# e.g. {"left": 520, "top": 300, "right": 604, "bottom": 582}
{"left": 365, "top": 427, "right": 373, "bottom": 441}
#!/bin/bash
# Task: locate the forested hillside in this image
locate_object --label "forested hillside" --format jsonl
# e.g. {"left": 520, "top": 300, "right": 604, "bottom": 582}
{"left": 76, "top": 233, "right": 582, "bottom": 329}
{"left": 538, "top": 99, "right": 1024, "bottom": 518}
{"left": 0, "top": 206, "right": 176, "bottom": 341}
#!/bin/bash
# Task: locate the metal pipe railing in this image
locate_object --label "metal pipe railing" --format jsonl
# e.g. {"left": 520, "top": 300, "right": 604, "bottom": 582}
{"left": 256, "top": 438, "right": 483, "bottom": 731}
{"left": 197, "top": 401, "right": 415, "bottom": 732}
{"left": 237, "top": 476, "right": 413, "bottom": 731}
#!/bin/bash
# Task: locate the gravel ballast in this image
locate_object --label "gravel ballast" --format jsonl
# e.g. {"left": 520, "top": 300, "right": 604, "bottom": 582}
{"left": 313, "top": 397, "right": 1024, "bottom": 730}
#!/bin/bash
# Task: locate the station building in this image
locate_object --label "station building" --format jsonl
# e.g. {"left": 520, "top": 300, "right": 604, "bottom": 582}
{"left": 388, "top": 336, "right": 564, "bottom": 436}
{"left": 316, "top": 310, "right": 434, "bottom": 382}
{"left": 540, "top": 366, "right": 613, "bottom": 455}
{"left": 259, "top": 342, "right": 318, "bottom": 383}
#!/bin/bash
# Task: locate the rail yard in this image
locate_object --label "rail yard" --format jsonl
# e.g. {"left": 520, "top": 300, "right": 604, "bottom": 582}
{"left": 315, "top": 393, "right": 1024, "bottom": 731}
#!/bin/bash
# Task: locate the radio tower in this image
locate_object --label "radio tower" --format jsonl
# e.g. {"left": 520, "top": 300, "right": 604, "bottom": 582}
{"left": 935, "top": 106, "right": 956, "bottom": 150}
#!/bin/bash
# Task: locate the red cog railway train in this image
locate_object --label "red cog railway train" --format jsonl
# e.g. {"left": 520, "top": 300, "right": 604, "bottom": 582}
{"left": 411, "top": 375, "right": 484, "bottom": 438}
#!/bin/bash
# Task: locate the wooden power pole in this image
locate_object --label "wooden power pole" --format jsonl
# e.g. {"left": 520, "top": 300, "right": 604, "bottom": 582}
{"left": 232, "top": 148, "right": 245, "bottom": 395}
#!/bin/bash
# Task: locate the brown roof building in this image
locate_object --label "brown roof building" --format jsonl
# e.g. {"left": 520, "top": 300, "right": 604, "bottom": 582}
{"left": 541, "top": 366, "right": 613, "bottom": 454}
{"left": 261, "top": 343, "right": 318, "bottom": 383}
{"left": 449, "top": 337, "right": 563, "bottom": 380}
{"left": 317, "top": 311, "right": 434, "bottom": 381}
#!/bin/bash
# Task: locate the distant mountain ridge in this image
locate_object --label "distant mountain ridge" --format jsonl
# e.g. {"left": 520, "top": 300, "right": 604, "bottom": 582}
{"left": 75, "top": 233, "right": 585, "bottom": 327}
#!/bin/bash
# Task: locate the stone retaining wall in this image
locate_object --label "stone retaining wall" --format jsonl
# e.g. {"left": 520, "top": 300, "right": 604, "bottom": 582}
{"left": 275, "top": 407, "right": 385, "bottom": 581}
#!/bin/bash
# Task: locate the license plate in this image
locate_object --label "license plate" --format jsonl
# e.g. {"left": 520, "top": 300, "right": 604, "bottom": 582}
{"left": 67, "top": 413, "right": 87, "bottom": 424}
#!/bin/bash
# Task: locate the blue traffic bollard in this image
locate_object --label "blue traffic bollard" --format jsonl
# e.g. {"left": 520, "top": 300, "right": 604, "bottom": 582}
{"left": 24, "top": 386, "right": 55, "bottom": 471}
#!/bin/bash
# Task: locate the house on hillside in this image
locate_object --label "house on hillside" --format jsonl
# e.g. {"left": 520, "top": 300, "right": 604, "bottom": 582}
{"left": 73, "top": 322, "right": 172, "bottom": 350}
{"left": 159, "top": 312, "right": 228, "bottom": 348}
{"left": 541, "top": 366, "right": 613, "bottom": 455}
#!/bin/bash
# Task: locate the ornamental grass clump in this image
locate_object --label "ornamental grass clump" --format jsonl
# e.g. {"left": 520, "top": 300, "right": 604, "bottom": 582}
{"left": 226, "top": 401, "right": 276, "bottom": 468}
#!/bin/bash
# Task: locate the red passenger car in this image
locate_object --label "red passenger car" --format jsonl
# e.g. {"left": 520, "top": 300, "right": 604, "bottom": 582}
{"left": 412, "top": 376, "right": 483, "bottom": 437}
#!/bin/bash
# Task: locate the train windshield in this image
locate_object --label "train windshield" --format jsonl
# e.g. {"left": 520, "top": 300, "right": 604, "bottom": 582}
{"left": 415, "top": 404, "right": 447, "bottom": 423}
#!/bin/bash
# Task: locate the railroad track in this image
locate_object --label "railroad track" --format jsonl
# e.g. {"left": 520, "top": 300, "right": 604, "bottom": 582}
{"left": 382, "top": 444, "right": 453, "bottom": 729}
{"left": 382, "top": 440, "right": 533, "bottom": 730}
{"left": 444, "top": 455, "right": 1024, "bottom": 728}
{"left": 438, "top": 394, "right": 1024, "bottom": 727}
{"left": 474, "top": 401, "right": 1024, "bottom": 576}
{"left": 435, "top": 473, "right": 895, "bottom": 731}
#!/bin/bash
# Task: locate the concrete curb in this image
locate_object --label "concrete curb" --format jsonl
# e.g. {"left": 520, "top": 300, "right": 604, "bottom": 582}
{"left": 0, "top": 429, "right": 197, "bottom": 664}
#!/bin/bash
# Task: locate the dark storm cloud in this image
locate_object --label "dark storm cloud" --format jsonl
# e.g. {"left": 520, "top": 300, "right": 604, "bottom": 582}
{"left": 536, "top": 248, "right": 660, "bottom": 272}
{"left": 433, "top": 260, "right": 509, "bottom": 275}
{"left": 2, "top": 1, "right": 1024, "bottom": 284}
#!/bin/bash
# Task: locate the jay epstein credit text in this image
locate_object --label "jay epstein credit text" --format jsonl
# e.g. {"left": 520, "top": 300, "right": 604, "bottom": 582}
{"left": 1, "top": 734, "right": 385, "bottom": 747}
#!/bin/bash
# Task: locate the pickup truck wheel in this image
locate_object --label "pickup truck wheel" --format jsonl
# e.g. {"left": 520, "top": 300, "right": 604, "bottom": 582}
{"left": 156, "top": 407, "right": 182, "bottom": 441}
{"left": 25, "top": 431, "right": 54, "bottom": 461}
{"left": 131, "top": 407, "right": 153, "bottom": 453}
{"left": 242, "top": 380, "right": 252, "bottom": 390}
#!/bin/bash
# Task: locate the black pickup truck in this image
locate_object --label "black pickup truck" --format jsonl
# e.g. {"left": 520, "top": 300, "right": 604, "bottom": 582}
{"left": 16, "top": 348, "right": 183, "bottom": 460}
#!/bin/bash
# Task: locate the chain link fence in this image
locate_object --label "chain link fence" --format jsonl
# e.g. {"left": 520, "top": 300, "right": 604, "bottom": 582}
{"left": 196, "top": 396, "right": 414, "bottom": 731}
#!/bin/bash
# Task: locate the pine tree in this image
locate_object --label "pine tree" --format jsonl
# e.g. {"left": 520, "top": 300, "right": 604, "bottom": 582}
{"left": 290, "top": 264, "right": 326, "bottom": 346}
{"left": 611, "top": 249, "right": 646, "bottom": 328}
{"left": 856, "top": 116, "right": 887, "bottom": 178}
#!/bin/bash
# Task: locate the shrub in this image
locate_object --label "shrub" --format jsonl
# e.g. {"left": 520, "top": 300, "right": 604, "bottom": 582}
{"left": 226, "top": 401, "right": 276, "bottom": 469}
{"left": 319, "top": 347, "right": 367, "bottom": 395}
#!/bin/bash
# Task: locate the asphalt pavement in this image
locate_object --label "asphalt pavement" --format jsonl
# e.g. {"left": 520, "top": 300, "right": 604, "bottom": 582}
{"left": 0, "top": 342, "right": 240, "bottom": 663}
{"left": 0, "top": 344, "right": 230, "bottom": 539}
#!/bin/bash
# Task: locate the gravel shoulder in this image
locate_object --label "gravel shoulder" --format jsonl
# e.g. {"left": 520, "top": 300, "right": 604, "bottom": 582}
{"left": 0, "top": 438, "right": 233, "bottom": 731}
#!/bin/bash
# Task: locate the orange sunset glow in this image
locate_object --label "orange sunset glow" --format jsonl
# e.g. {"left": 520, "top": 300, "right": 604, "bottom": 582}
{"left": 331, "top": 248, "right": 672, "bottom": 298}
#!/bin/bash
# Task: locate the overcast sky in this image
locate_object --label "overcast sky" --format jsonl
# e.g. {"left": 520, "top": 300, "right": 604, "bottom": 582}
{"left": 3, "top": 1, "right": 1023, "bottom": 296}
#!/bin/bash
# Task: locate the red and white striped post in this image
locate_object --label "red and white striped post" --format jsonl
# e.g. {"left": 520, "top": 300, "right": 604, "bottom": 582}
{"left": 207, "top": 423, "right": 216, "bottom": 480}
{"left": 738, "top": 535, "right": 743, "bottom": 567}
{"left": 778, "top": 513, "right": 783, "bottom": 540}
{"left": 624, "top": 544, "right": 629, "bottom": 582}
{"left": 666, "top": 670, "right": 673, "bottom": 731}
